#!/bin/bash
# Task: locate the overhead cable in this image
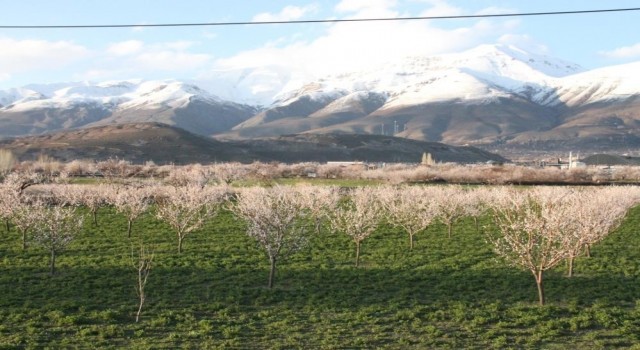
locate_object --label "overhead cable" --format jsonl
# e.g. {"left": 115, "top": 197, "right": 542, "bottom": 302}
{"left": 1, "top": 7, "right": 639, "bottom": 29}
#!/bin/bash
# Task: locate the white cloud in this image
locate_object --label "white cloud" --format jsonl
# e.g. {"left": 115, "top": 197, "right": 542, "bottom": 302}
{"left": 498, "top": 34, "right": 549, "bottom": 54}
{"left": 203, "top": 0, "right": 526, "bottom": 103}
{"left": 0, "top": 38, "right": 90, "bottom": 73}
{"left": 70, "top": 40, "right": 214, "bottom": 82}
{"left": 599, "top": 43, "right": 640, "bottom": 59}
{"left": 107, "top": 40, "right": 144, "bottom": 56}
{"left": 0, "top": 1, "right": 534, "bottom": 101}
{"left": 134, "top": 51, "right": 210, "bottom": 71}
{"left": 103, "top": 41, "right": 212, "bottom": 72}
{"left": 415, "top": 0, "right": 462, "bottom": 17}
{"left": 412, "top": 2, "right": 514, "bottom": 17}
{"left": 163, "top": 41, "right": 196, "bottom": 51}
{"left": 75, "top": 69, "right": 130, "bottom": 81}
{"left": 475, "top": 6, "right": 515, "bottom": 16}
{"left": 253, "top": 4, "right": 319, "bottom": 22}
{"left": 202, "top": 31, "right": 218, "bottom": 40}
{"left": 131, "top": 23, "right": 148, "bottom": 33}
{"left": 215, "top": 3, "right": 516, "bottom": 75}
{"left": 335, "top": 0, "right": 398, "bottom": 17}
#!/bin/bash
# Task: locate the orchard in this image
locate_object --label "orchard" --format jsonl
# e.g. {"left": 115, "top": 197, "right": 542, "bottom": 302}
{"left": 1, "top": 165, "right": 640, "bottom": 348}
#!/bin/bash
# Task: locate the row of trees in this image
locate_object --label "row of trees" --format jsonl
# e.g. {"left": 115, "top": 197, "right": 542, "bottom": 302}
{"left": 5, "top": 155, "right": 640, "bottom": 186}
{"left": 0, "top": 179, "right": 85, "bottom": 274}
{"left": 1, "top": 174, "right": 638, "bottom": 305}
{"left": 0, "top": 180, "right": 227, "bottom": 272}
{"left": 487, "top": 186, "right": 636, "bottom": 304}
{"left": 231, "top": 185, "right": 640, "bottom": 306}
{"left": 232, "top": 185, "right": 638, "bottom": 306}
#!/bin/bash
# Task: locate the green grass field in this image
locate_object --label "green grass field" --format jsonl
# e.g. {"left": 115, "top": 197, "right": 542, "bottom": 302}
{"left": 1, "top": 203, "right": 640, "bottom": 349}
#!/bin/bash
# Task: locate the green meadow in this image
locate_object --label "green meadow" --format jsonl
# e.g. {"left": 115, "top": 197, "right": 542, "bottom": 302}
{"left": 1, "top": 204, "right": 639, "bottom": 349}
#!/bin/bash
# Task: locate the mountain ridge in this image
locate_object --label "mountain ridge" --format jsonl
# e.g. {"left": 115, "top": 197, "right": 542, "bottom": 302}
{"left": 2, "top": 44, "right": 640, "bottom": 154}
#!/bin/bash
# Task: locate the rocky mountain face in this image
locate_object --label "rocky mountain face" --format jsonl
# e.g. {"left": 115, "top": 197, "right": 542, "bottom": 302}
{"left": 2, "top": 44, "right": 640, "bottom": 155}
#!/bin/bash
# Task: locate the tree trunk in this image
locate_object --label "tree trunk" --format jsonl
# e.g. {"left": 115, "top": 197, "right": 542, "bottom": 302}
{"left": 534, "top": 270, "right": 545, "bottom": 306}
{"left": 127, "top": 219, "right": 133, "bottom": 238}
{"left": 447, "top": 223, "right": 453, "bottom": 239}
{"left": 136, "top": 279, "right": 145, "bottom": 322}
{"left": 314, "top": 218, "right": 322, "bottom": 235}
{"left": 268, "top": 256, "right": 277, "bottom": 289}
{"left": 5, "top": 219, "right": 10, "bottom": 233}
{"left": 409, "top": 232, "right": 414, "bottom": 250}
{"left": 355, "top": 241, "right": 361, "bottom": 267}
{"left": 21, "top": 229, "right": 27, "bottom": 250}
{"left": 50, "top": 248, "right": 57, "bottom": 276}
{"left": 473, "top": 217, "right": 479, "bottom": 233}
{"left": 136, "top": 296, "right": 144, "bottom": 323}
{"left": 567, "top": 256, "right": 575, "bottom": 277}
{"left": 177, "top": 234, "right": 184, "bottom": 254}
{"left": 584, "top": 244, "right": 591, "bottom": 258}
{"left": 92, "top": 210, "right": 98, "bottom": 227}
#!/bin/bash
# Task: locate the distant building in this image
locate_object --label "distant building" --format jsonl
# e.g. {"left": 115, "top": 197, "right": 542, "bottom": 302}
{"left": 541, "top": 152, "right": 585, "bottom": 169}
{"left": 421, "top": 152, "right": 435, "bottom": 166}
{"left": 566, "top": 152, "right": 586, "bottom": 169}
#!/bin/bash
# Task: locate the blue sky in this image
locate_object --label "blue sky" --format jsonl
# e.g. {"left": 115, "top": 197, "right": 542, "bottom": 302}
{"left": 1, "top": 0, "right": 640, "bottom": 89}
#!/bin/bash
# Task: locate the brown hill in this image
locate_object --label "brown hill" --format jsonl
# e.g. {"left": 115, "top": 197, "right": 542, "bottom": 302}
{"left": 0, "top": 122, "right": 507, "bottom": 164}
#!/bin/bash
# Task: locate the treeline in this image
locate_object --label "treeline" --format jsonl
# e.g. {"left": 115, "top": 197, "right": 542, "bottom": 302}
{"left": 3, "top": 156, "right": 640, "bottom": 185}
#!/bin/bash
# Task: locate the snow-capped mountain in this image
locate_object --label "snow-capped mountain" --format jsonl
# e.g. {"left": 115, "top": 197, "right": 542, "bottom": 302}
{"left": 266, "top": 44, "right": 584, "bottom": 108}
{"left": 219, "top": 44, "right": 585, "bottom": 142}
{"left": 217, "top": 44, "right": 640, "bottom": 152}
{"left": 551, "top": 61, "right": 640, "bottom": 106}
{"left": 3, "top": 44, "right": 640, "bottom": 153}
{"left": 200, "top": 44, "right": 583, "bottom": 107}
{"left": 0, "top": 80, "right": 256, "bottom": 138}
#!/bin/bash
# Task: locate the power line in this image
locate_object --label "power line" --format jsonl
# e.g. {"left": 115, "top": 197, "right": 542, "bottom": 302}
{"left": 1, "top": 7, "right": 639, "bottom": 29}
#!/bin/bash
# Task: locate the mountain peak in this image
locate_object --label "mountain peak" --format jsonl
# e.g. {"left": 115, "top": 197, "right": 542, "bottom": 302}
{"left": 452, "top": 44, "right": 584, "bottom": 80}
{"left": 260, "top": 44, "right": 586, "bottom": 111}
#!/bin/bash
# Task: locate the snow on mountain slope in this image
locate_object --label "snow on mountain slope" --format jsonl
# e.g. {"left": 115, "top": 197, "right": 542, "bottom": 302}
{"left": 0, "top": 44, "right": 604, "bottom": 116}
{"left": 0, "top": 80, "right": 228, "bottom": 112}
{"left": 1, "top": 81, "right": 138, "bottom": 107}
{"left": 266, "top": 44, "right": 584, "bottom": 111}
{"left": 82, "top": 81, "right": 257, "bottom": 137}
{"left": 0, "top": 79, "right": 256, "bottom": 138}
{"left": 115, "top": 81, "right": 224, "bottom": 110}
{"left": 196, "top": 44, "right": 585, "bottom": 107}
{"left": 1, "top": 81, "right": 132, "bottom": 111}
{"left": 0, "top": 87, "right": 45, "bottom": 107}
{"left": 378, "top": 69, "right": 507, "bottom": 109}
{"left": 219, "top": 44, "right": 596, "bottom": 142}
{"left": 468, "top": 45, "right": 583, "bottom": 79}
{"left": 199, "top": 65, "right": 309, "bottom": 107}
{"left": 310, "top": 91, "right": 387, "bottom": 117}
{"left": 5, "top": 43, "right": 640, "bottom": 149}
{"left": 52, "top": 81, "right": 138, "bottom": 104}
{"left": 551, "top": 61, "right": 640, "bottom": 106}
